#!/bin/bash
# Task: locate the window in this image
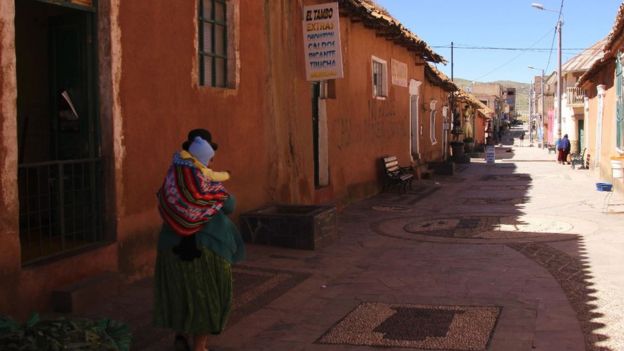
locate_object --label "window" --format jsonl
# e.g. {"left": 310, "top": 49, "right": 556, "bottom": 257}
{"left": 199, "top": 0, "right": 228, "bottom": 87}
{"left": 430, "top": 110, "right": 437, "bottom": 144}
{"left": 617, "top": 52, "right": 624, "bottom": 151}
{"left": 372, "top": 56, "right": 388, "bottom": 98}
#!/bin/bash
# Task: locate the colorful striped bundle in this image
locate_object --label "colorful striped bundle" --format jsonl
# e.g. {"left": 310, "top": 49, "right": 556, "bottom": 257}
{"left": 157, "top": 153, "right": 230, "bottom": 236}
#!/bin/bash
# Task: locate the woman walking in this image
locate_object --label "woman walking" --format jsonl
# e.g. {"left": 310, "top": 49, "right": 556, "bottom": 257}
{"left": 154, "top": 129, "right": 245, "bottom": 351}
{"left": 561, "top": 134, "right": 571, "bottom": 165}
{"left": 556, "top": 134, "right": 571, "bottom": 164}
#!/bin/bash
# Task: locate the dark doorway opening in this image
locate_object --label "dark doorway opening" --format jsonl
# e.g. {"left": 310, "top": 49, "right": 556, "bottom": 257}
{"left": 15, "top": 0, "right": 104, "bottom": 264}
{"left": 578, "top": 119, "right": 585, "bottom": 153}
{"left": 312, "top": 82, "right": 320, "bottom": 188}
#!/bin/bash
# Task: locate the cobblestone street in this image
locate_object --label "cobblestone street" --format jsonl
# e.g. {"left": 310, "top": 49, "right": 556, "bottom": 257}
{"left": 4, "top": 1, "right": 624, "bottom": 350}
{"left": 86, "top": 130, "right": 624, "bottom": 351}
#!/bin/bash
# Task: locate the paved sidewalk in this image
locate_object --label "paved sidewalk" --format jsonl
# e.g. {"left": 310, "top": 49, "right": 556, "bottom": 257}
{"left": 85, "top": 132, "right": 624, "bottom": 351}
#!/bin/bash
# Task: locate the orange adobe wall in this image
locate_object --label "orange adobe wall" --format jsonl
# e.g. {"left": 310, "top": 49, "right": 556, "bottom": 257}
{"left": 419, "top": 83, "right": 449, "bottom": 162}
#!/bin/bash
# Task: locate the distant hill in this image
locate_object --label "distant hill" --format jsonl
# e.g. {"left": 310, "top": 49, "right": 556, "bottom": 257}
{"left": 451, "top": 78, "right": 530, "bottom": 116}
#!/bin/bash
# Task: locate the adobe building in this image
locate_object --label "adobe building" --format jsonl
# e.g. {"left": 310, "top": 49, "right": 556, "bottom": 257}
{"left": 502, "top": 87, "right": 516, "bottom": 120}
{"left": 471, "top": 82, "right": 503, "bottom": 110}
{"left": 456, "top": 91, "right": 494, "bottom": 146}
{"left": 559, "top": 38, "right": 607, "bottom": 154}
{"left": 420, "top": 63, "right": 458, "bottom": 162}
{"left": 0, "top": 0, "right": 445, "bottom": 317}
{"left": 578, "top": 2, "right": 624, "bottom": 193}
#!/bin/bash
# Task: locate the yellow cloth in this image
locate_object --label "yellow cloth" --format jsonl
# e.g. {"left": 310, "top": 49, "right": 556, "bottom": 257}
{"left": 179, "top": 150, "right": 230, "bottom": 182}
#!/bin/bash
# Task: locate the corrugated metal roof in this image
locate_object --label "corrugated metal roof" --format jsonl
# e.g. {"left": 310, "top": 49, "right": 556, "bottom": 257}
{"left": 561, "top": 37, "right": 607, "bottom": 73}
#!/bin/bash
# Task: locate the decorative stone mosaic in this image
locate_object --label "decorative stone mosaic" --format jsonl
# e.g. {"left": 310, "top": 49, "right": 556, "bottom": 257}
{"left": 405, "top": 186, "right": 441, "bottom": 205}
{"left": 469, "top": 184, "right": 530, "bottom": 191}
{"left": 403, "top": 215, "right": 573, "bottom": 239}
{"left": 229, "top": 266, "right": 310, "bottom": 325}
{"left": 318, "top": 302, "right": 500, "bottom": 350}
{"left": 404, "top": 216, "right": 500, "bottom": 238}
{"left": 377, "top": 186, "right": 441, "bottom": 206}
{"left": 436, "top": 176, "right": 466, "bottom": 183}
{"left": 508, "top": 243, "right": 608, "bottom": 351}
{"left": 462, "top": 197, "right": 527, "bottom": 205}
{"left": 480, "top": 174, "right": 532, "bottom": 181}
{"left": 372, "top": 205, "right": 413, "bottom": 213}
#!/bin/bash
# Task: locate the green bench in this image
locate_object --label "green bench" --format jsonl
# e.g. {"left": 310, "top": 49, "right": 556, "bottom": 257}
{"left": 571, "top": 148, "right": 586, "bottom": 169}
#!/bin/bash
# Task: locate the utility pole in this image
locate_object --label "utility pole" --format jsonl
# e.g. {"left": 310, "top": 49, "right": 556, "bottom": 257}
{"left": 529, "top": 65, "right": 546, "bottom": 147}
{"left": 531, "top": 3, "right": 563, "bottom": 141}
{"left": 540, "top": 69, "right": 545, "bottom": 148}
{"left": 529, "top": 84, "right": 533, "bottom": 145}
{"left": 557, "top": 19, "right": 562, "bottom": 140}
{"left": 451, "top": 41, "right": 454, "bottom": 82}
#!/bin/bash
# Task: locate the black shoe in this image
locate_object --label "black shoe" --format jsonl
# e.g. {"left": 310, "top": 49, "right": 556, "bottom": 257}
{"left": 174, "top": 334, "right": 191, "bottom": 351}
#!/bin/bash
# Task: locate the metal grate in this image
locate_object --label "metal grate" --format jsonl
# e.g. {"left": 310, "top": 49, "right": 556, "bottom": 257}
{"left": 18, "top": 158, "right": 103, "bottom": 264}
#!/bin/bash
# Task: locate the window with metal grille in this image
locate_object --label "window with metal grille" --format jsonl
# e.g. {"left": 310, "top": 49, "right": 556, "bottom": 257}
{"left": 617, "top": 52, "right": 624, "bottom": 151}
{"left": 19, "top": 159, "right": 103, "bottom": 264}
{"left": 372, "top": 57, "right": 387, "bottom": 98}
{"left": 199, "top": 0, "right": 228, "bottom": 87}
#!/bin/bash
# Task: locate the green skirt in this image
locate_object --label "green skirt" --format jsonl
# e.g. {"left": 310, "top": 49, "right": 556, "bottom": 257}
{"left": 153, "top": 247, "right": 232, "bottom": 334}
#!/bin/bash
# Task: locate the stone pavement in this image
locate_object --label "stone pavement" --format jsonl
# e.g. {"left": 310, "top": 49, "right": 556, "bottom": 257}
{"left": 84, "top": 128, "right": 624, "bottom": 351}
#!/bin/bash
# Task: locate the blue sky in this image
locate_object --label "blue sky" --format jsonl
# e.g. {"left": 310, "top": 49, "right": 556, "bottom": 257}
{"left": 374, "top": 0, "right": 622, "bottom": 83}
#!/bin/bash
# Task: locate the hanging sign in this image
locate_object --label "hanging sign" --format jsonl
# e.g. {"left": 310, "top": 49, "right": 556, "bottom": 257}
{"left": 485, "top": 145, "right": 496, "bottom": 164}
{"left": 303, "top": 2, "right": 344, "bottom": 81}
{"left": 391, "top": 59, "right": 408, "bottom": 87}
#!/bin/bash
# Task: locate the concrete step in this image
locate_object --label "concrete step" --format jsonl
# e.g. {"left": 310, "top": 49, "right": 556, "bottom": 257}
{"left": 52, "top": 271, "right": 120, "bottom": 314}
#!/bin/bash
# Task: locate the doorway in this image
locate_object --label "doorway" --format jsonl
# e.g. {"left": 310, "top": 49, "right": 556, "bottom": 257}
{"left": 578, "top": 119, "right": 585, "bottom": 153}
{"left": 15, "top": 0, "right": 103, "bottom": 264}
{"left": 312, "top": 82, "right": 329, "bottom": 188}
{"left": 409, "top": 80, "right": 422, "bottom": 161}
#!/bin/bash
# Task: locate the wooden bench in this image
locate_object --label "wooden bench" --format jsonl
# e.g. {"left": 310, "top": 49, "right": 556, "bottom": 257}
{"left": 381, "top": 156, "right": 414, "bottom": 193}
{"left": 571, "top": 148, "right": 586, "bottom": 169}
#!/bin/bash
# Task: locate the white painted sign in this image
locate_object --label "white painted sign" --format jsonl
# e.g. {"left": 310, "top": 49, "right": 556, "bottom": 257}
{"left": 391, "top": 59, "right": 408, "bottom": 87}
{"left": 303, "top": 2, "right": 344, "bottom": 81}
{"left": 485, "top": 145, "right": 496, "bottom": 164}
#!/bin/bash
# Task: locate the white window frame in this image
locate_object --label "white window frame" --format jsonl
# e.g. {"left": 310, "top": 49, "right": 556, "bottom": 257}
{"left": 371, "top": 56, "right": 388, "bottom": 99}
{"left": 430, "top": 110, "right": 437, "bottom": 145}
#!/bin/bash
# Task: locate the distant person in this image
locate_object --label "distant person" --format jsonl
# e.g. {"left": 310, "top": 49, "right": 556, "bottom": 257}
{"left": 561, "top": 134, "right": 571, "bottom": 164}
{"left": 519, "top": 131, "right": 525, "bottom": 147}
{"left": 556, "top": 135, "right": 571, "bottom": 164}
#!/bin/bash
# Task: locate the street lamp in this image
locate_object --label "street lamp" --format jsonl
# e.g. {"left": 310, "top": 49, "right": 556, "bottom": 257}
{"left": 528, "top": 66, "right": 545, "bottom": 147}
{"left": 532, "top": 2, "right": 562, "bottom": 141}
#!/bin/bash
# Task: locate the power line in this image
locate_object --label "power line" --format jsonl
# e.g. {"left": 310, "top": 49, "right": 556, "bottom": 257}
{"left": 546, "top": 0, "right": 565, "bottom": 72}
{"left": 430, "top": 45, "right": 599, "bottom": 52}
{"left": 469, "top": 27, "right": 555, "bottom": 81}
{"left": 544, "top": 22, "right": 558, "bottom": 72}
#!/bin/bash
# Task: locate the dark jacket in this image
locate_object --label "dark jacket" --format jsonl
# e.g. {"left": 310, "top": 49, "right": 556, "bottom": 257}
{"left": 562, "top": 137, "right": 571, "bottom": 153}
{"left": 158, "top": 195, "right": 245, "bottom": 264}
